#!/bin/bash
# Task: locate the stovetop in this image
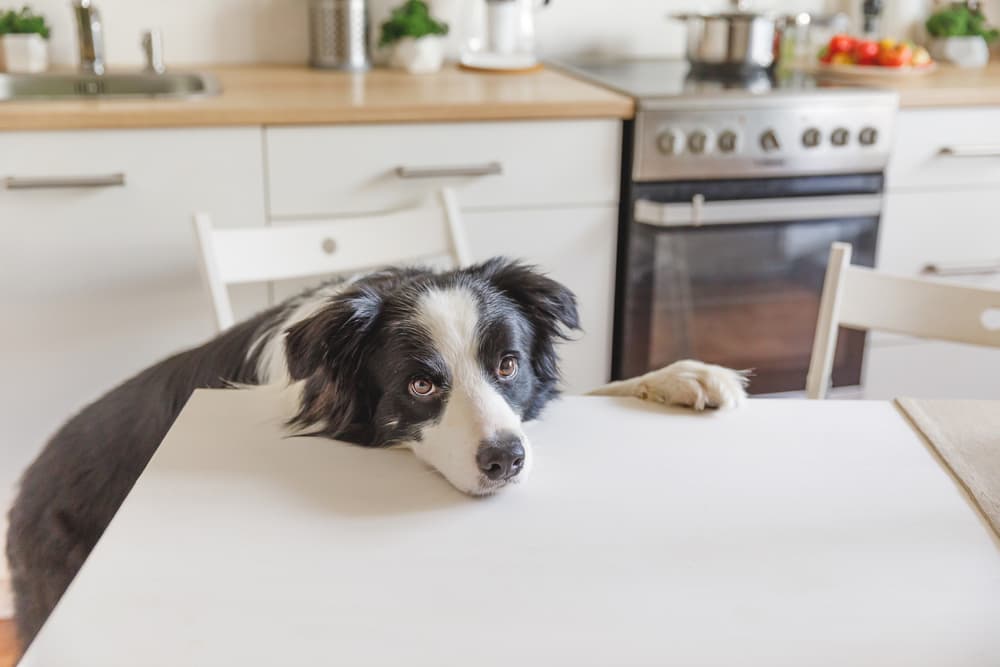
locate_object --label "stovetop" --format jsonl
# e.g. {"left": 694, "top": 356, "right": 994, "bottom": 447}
{"left": 558, "top": 59, "right": 876, "bottom": 106}
{"left": 557, "top": 58, "right": 900, "bottom": 181}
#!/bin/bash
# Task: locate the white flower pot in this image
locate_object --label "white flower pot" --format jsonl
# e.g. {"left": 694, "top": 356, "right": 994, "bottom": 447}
{"left": 391, "top": 36, "right": 446, "bottom": 74}
{"left": 0, "top": 33, "right": 49, "bottom": 73}
{"left": 929, "top": 36, "right": 990, "bottom": 68}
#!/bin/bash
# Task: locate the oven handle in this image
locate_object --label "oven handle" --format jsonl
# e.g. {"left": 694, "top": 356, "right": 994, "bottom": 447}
{"left": 634, "top": 193, "right": 884, "bottom": 228}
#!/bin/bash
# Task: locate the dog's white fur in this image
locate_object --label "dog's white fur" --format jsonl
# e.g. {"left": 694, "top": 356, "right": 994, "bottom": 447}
{"left": 407, "top": 288, "right": 532, "bottom": 494}
{"left": 247, "top": 282, "right": 748, "bottom": 495}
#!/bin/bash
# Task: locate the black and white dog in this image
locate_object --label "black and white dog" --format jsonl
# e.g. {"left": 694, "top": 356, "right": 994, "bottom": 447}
{"left": 6, "top": 258, "right": 747, "bottom": 646}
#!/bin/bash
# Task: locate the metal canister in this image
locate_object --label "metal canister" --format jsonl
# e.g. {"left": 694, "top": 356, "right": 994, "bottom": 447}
{"left": 309, "top": 0, "right": 371, "bottom": 71}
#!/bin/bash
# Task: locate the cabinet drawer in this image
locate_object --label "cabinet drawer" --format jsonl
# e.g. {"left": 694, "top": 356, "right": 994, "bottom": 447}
{"left": 863, "top": 339, "right": 1000, "bottom": 399}
{"left": 265, "top": 121, "right": 621, "bottom": 218}
{"left": 878, "top": 189, "right": 1000, "bottom": 282}
{"left": 888, "top": 108, "right": 1000, "bottom": 190}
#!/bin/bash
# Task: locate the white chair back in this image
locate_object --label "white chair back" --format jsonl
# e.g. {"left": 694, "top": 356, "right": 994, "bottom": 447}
{"left": 193, "top": 188, "right": 472, "bottom": 331}
{"left": 806, "top": 242, "right": 1000, "bottom": 399}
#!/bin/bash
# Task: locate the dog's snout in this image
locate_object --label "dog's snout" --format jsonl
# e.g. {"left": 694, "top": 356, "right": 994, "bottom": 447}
{"left": 476, "top": 436, "right": 525, "bottom": 481}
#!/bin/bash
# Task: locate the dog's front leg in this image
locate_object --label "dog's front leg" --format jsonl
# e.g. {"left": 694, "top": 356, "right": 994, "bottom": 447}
{"left": 588, "top": 360, "right": 749, "bottom": 410}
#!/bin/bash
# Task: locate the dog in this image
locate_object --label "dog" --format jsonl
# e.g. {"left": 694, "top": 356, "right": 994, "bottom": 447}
{"left": 5, "top": 257, "right": 747, "bottom": 647}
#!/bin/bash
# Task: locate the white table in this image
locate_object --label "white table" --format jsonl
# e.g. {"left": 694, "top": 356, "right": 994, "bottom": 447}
{"left": 23, "top": 390, "right": 1000, "bottom": 666}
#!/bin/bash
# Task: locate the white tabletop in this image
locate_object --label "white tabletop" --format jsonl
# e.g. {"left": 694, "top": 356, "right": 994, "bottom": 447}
{"left": 23, "top": 390, "right": 1000, "bottom": 666}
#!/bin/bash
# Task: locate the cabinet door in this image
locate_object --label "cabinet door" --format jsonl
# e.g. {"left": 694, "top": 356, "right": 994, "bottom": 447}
{"left": 863, "top": 341, "right": 1000, "bottom": 400}
{"left": 464, "top": 206, "right": 618, "bottom": 394}
{"left": 0, "top": 128, "right": 267, "bottom": 508}
{"left": 867, "top": 188, "right": 1000, "bottom": 398}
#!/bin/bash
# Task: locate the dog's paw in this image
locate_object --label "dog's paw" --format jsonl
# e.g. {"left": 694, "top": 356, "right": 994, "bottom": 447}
{"left": 634, "top": 360, "right": 749, "bottom": 411}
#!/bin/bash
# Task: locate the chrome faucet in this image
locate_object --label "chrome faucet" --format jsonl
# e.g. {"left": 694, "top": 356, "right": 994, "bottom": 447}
{"left": 73, "top": 0, "right": 106, "bottom": 75}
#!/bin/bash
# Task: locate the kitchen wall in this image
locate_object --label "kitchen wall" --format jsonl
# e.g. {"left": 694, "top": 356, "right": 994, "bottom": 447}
{"left": 25, "top": 0, "right": 991, "bottom": 69}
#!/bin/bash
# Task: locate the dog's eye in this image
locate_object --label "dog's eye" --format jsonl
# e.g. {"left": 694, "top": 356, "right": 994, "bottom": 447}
{"left": 409, "top": 378, "right": 437, "bottom": 397}
{"left": 497, "top": 355, "right": 518, "bottom": 379}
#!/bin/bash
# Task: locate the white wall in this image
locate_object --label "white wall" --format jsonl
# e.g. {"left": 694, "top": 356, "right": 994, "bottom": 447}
{"left": 27, "top": 0, "right": 985, "bottom": 69}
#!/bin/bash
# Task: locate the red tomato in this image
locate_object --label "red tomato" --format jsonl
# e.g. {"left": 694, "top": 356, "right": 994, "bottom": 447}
{"left": 853, "top": 40, "right": 880, "bottom": 65}
{"left": 878, "top": 43, "right": 912, "bottom": 67}
{"left": 828, "top": 34, "right": 857, "bottom": 55}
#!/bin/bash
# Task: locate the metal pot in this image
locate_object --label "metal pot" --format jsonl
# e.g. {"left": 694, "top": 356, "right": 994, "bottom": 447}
{"left": 673, "top": 0, "right": 776, "bottom": 72}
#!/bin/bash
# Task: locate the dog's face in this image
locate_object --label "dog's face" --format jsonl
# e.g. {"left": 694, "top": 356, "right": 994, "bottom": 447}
{"left": 281, "top": 259, "right": 579, "bottom": 495}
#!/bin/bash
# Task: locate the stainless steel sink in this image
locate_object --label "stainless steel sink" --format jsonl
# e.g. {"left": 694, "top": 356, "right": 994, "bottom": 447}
{"left": 0, "top": 72, "right": 220, "bottom": 101}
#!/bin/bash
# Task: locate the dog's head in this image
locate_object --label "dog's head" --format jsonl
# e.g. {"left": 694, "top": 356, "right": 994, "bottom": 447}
{"left": 281, "top": 258, "right": 580, "bottom": 495}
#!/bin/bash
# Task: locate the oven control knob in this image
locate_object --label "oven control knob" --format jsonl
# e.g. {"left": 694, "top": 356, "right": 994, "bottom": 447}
{"left": 859, "top": 126, "right": 879, "bottom": 146}
{"left": 831, "top": 127, "right": 850, "bottom": 147}
{"left": 802, "top": 127, "right": 822, "bottom": 148}
{"left": 718, "top": 130, "right": 738, "bottom": 153}
{"left": 760, "top": 129, "right": 780, "bottom": 152}
{"left": 656, "top": 129, "right": 684, "bottom": 155}
{"left": 687, "top": 130, "right": 709, "bottom": 155}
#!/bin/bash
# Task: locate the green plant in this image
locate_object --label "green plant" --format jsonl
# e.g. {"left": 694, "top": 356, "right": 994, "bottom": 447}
{"left": 926, "top": 2, "right": 998, "bottom": 42}
{"left": 379, "top": 0, "right": 448, "bottom": 48}
{"left": 0, "top": 6, "right": 51, "bottom": 39}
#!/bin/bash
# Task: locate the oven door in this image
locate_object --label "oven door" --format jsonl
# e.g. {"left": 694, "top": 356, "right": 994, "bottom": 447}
{"left": 614, "top": 180, "right": 882, "bottom": 394}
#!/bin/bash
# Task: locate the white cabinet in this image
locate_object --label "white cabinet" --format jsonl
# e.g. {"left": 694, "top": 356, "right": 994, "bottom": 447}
{"left": 866, "top": 108, "right": 1000, "bottom": 399}
{"left": 0, "top": 128, "right": 267, "bottom": 509}
{"left": 887, "top": 107, "right": 1000, "bottom": 191}
{"left": 265, "top": 120, "right": 621, "bottom": 217}
{"left": 264, "top": 120, "right": 623, "bottom": 393}
{"left": 464, "top": 206, "right": 619, "bottom": 393}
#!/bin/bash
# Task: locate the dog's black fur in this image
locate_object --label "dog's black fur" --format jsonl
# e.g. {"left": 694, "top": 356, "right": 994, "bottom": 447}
{"left": 5, "top": 258, "right": 579, "bottom": 647}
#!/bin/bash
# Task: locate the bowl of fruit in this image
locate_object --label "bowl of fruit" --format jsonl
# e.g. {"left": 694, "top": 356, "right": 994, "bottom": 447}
{"left": 816, "top": 34, "right": 935, "bottom": 77}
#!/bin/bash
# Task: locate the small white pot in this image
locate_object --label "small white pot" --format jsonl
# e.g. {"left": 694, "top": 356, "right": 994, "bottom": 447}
{"left": 391, "top": 36, "right": 446, "bottom": 74}
{"left": 0, "top": 33, "right": 49, "bottom": 73}
{"left": 929, "top": 36, "right": 990, "bottom": 68}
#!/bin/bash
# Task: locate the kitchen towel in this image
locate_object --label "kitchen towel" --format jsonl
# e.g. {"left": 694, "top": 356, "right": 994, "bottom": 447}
{"left": 896, "top": 398, "right": 1000, "bottom": 539}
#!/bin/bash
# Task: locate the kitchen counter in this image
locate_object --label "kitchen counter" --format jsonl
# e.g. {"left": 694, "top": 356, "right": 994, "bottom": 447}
{"left": 876, "top": 61, "right": 1000, "bottom": 108}
{"left": 0, "top": 65, "right": 634, "bottom": 131}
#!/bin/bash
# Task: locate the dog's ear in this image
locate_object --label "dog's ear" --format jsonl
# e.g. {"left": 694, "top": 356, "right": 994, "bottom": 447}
{"left": 283, "top": 286, "right": 383, "bottom": 438}
{"left": 475, "top": 257, "right": 581, "bottom": 385}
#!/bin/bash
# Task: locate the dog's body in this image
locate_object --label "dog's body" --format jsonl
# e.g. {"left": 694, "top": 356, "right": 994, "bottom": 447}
{"left": 6, "top": 259, "right": 746, "bottom": 647}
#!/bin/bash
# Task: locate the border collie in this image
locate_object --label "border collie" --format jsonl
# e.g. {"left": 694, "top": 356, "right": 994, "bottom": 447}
{"left": 6, "top": 258, "right": 747, "bottom": 646}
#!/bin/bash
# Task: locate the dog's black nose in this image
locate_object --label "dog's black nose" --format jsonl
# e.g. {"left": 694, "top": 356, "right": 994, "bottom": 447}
{"left": 477, "top": 436, "right": 525, "bottom": 481}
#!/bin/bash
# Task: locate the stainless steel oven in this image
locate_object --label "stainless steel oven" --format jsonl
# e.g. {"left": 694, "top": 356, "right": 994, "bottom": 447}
{"left": 616, "top": 175, "right": 882, "bottom": 393}
{"left": 558, "top": 60, "right": 899, "bottom": 394}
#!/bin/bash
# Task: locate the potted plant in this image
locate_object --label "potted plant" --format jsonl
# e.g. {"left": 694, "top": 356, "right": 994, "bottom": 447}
{"left": 0, "top": 6, "right": 50, "bottom": 73}
{"left": 925, "top": 1, "right": 998, "bottom": 67}
{"left": 379, "top": 0, "right": 449, "bottom": 74}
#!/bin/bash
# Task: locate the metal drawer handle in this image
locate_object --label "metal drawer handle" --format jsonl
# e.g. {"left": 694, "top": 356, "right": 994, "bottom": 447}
{"left": 937, "top": 146, "right": 1000, "bottom": 158}
{"left": 3, "top": 173, "right": 126, "bottom": 190}
{"left": 395, "top": 162, "right": 502, "bottom": 179}
{"left": 921, "top": 259, "right": 1000, "bottom": 277}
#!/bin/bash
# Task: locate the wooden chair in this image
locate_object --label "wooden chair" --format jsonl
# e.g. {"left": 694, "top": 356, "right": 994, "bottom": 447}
{"left": 806, "top": 242, "right": 1000, "bottom": 399}
{"left": 193, "top": 188, "right": 472, "bottom": 332}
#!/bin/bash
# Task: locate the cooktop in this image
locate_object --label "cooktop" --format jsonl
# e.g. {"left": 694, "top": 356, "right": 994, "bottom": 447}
{"left": 557, "top": 58, "right": 880, "bottom": 106}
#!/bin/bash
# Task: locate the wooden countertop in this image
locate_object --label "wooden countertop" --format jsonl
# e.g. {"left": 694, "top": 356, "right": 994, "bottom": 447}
{"left": 878, "top": 61, "right": 1000, "bottom": 108}
{"left": 0, "top": 60, "right": 994, "bottom": 132}
{"left": 0, "top": 64, "right": 634, "bottom": 131}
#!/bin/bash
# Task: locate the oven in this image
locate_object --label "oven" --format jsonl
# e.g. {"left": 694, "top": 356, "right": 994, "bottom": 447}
{"left": 613, "top": 173, "right": 882, "bottom": 394}
{"left": 552, "top": 60, "right": 898, "bottom": 395}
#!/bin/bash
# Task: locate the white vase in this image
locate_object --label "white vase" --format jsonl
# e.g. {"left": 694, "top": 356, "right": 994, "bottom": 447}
{"left": 0, "top": 33, "right": 49, "bottom": 73}
{"left": 391, "top": 36, "right": 446, "bottom": 74}
{"left": 929, "top": 36, "right": 990, "bottom": 68}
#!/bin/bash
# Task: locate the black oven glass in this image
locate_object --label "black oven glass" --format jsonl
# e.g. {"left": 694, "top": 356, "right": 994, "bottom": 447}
{"left": 614, "top": 175, "right": 881, "bottom": 395}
